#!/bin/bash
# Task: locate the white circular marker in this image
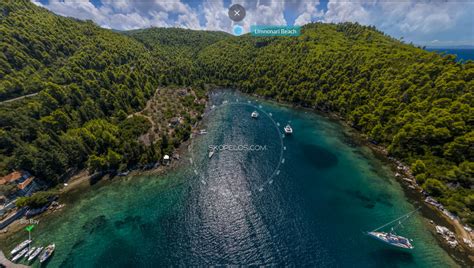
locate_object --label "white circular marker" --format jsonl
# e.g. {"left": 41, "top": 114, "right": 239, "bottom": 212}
{"left": 190, "top": 99, "right": 287, "bottom": 200}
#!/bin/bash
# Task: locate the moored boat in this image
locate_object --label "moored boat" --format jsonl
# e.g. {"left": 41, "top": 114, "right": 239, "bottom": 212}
{"left": 208, "top": 148, "right": 215, "bottom": 159}
{"left": 367, "top": 231, "right": 414, "bottom": 249}
{"left": 25, "top": 246, "right": 36, "bottom": 258}
{"left": 28, "top": 246, "right": 43, "bottom": 262}
{"left": 284, "top": 124, "right": 293, "bottom": 134}
{"left": 10, "top": 239, "right": 32, "bottom": 255}
{"left": 39, "top": 244, "right": 55, "bottom": 263}
{"left": 12, "top": 248, "right": 28, "bottom": 262}
{"left": 366, "top": 208, "right": 420, "bottom": 250}
{"left": 251, "top": 111, "right": 259, "bottom": 118}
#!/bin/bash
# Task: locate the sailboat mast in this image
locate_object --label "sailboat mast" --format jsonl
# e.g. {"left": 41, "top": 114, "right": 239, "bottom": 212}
{"left": 371, "top": 207, "right": 420, "bottom": 232}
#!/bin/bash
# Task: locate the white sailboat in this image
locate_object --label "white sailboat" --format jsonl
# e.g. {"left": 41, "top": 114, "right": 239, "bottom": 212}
{"left": 367, "top": 208, "right": 420, "bottom": 250}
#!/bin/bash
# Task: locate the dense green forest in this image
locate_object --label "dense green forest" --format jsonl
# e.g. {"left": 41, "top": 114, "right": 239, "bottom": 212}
{"left": 125, "top": 28, "right": 229, "bottom": 52}
{"left": 124, "top": 28, "right": 229, "bottom": 87}
{"left": 1, "top": 1, "right": 472, "bottom": 225}
{"left": 0, "top": 0, "right": 220, "bottom": 189}
{"left": 196, "top": 23, "right": 474, "bottom": 225}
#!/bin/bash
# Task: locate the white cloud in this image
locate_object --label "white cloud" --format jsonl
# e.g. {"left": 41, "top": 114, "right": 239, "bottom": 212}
{"left": 33, "top": 0, "right": 201, "bottom": 30}
{"left": 294, "top": 0, "right": 323, "bottom": 26}
{"left": 46, "top": 0, "right": 107, "bottom": 22}
{"left": 200, "top": 0, "right": 288, "bottom": 34}
{"left": 233, "top": 0, "right": 287, "bottom": 33}
{"left": 363, "top": 0, "right": 467, "bottom": 36}
{"left": 31, "top": 0, "right": 43, "bottom": 7}
{"left": 203, "top": 0, "right": 232, "bottom": 32}
{"left": 31, "top": 0, "right": 474, "bottom": 46}
{"left": 324, "top": 1, "right": 372, "bottom": 25}
{"left": 322, "top": 0, "right": 474, "bottom": 46}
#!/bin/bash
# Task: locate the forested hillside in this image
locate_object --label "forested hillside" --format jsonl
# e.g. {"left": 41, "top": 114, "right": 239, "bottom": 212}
{"left": 126, "top": 28, "right": 229, "bottom": 52}
{"left": 0, "top": 0, "right": 217, "bottom": 187}
{"left": 125, "top": 28, "right": 228, "bottom": 87}
{"left": 196, "top": 23, "right": 474, "bottom": 224}
{"left": 1, "top": 1, "right": 472, "bottom": 225}
{"left": 1, "top": 0, "right": 142, "bottom": 100}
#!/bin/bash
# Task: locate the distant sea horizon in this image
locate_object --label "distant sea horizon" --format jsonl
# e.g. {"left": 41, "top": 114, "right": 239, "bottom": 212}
{"left": 425, "top": 47, "right": 474, "bottom": 62}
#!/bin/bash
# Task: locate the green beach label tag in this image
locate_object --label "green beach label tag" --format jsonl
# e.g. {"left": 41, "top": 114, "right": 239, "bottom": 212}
{"left": 251, "top": 25, "right": 301, "bottom": 37}
{"left": 25, "top": 224, "right": 35, "bottom": 232}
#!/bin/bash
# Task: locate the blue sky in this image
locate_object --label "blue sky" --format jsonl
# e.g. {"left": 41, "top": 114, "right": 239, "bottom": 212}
{"left": 33, "top": 0, "right": 474, "bottom": 47}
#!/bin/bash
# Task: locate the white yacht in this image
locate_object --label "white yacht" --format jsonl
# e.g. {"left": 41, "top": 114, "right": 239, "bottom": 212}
{"left": 10, "top": 239, "right": 32, "bottom": 255}
{"left": 284, "top": 124, "right": 293, "bottom": 134}
{"left": 25, "top": 247, "right": 36, "bottom": 258}
{"left": 28, "top": 246, "right": 43, "bottom": 262}
{"left": 12, "top": 248, "right": 28, "bottom": 262}
{"left": 251, "top": 111, "right": 259, "bottom": 118}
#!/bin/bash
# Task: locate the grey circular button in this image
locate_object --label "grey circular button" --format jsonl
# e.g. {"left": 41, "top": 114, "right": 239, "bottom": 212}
{"left": 228, "top": 4, "right": 246, "bottom": 22}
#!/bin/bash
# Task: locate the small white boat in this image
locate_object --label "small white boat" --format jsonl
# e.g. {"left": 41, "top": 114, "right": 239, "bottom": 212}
{"left": 10, "top": 239, "right": 32, "bottom": 255}
{"left": 12, "top": 248, "right": 28, "bottom": 262}
{"left": 39, "top": 244, "right": 55, "bottom": 263}
{"left": 28, "top": 246, "right": 43, "bottom": 262}
{"left": 251, "top": 111, "right": 259, "bottom": 118}
{"left": 284, "top": 124, "right": 293, "bottom": 134}
{"left": 25, "top": 246, "right": 36, "bottom": 258}
{"left": 208, "top": 149, "right": 215, "bottom": 159}
{"left": 117, "top": 171, "right": 130, "bottom": 177}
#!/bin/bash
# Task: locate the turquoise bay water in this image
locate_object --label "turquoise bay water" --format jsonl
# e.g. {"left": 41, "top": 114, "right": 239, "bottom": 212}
{"left": 4, "top": 90, "right": 457, "bottom": 267}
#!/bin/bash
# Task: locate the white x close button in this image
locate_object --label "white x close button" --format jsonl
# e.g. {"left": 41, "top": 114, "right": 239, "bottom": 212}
{"left": 228, "top": 4, "right": 246, "bottom": 22}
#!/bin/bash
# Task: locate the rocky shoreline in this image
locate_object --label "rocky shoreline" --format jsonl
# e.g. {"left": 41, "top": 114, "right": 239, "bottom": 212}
{"left": 247, "top": 92, "right": 474, "bottom": 266}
